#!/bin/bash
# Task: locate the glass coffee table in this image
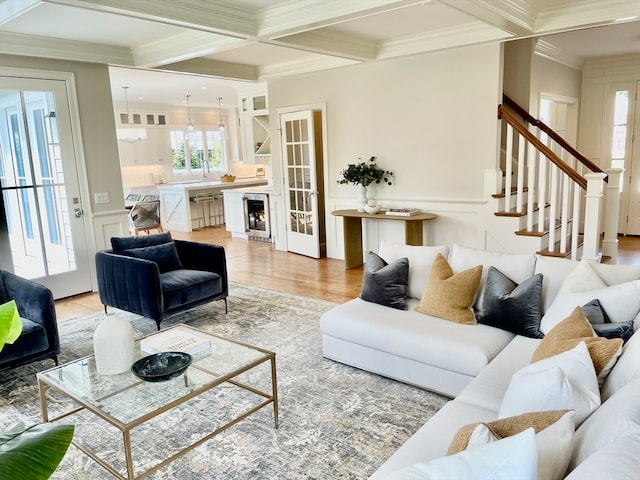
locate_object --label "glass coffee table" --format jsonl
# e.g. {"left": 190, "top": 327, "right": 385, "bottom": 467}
{"left": 36, "top": 324, "right": 278, "bottom": 480}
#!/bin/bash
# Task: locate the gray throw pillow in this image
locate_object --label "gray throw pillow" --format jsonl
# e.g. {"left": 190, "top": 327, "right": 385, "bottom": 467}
{"left": 582, "top": 299, "right": 634, "bottom": 343}
{"left": 111, "top": 232, "right": 172, "bottom": 254}
{"left": 359, "top": 251, "right": 409, "bottom": 310}
{"left": 123, "top": 241, "right": 183, "bottom": 273}
{"left": 475, "top": 266, "right": 544, "bottom": 338}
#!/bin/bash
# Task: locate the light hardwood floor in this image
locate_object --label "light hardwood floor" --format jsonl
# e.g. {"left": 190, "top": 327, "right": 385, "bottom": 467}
{"left": 54, "top": 229, "right": 640, "bottom": 322}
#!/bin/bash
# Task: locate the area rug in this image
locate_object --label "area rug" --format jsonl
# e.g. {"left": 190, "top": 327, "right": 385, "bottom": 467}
{"left": 0, "top": 282, "right": 448, "bottom": 479}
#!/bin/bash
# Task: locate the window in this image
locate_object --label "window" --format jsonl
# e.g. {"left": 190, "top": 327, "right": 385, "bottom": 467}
{"left": 170, "top": 128, "right": 227, "bottom": 175}
{"left": 611, "top": 90, "right": 629, "bottom": 191}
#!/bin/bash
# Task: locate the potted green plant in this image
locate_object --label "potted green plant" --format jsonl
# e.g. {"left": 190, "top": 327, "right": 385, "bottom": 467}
{"left": 0, "top": 300, "right": 74, "bottom": 480}
{"left": 337, "top": 156, "right": 393, "bottom": 212}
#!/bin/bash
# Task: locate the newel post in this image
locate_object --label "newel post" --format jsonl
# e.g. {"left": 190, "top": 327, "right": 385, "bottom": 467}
{"left": 602, "top": 168, "right": 623, "bottom": 263}
{"left": 582, "top": 172, "right": 607, "bottom": 262}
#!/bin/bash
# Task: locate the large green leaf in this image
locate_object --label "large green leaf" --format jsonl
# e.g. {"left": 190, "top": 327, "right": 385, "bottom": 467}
{"left": 0, "top": 300, "right": 22, "bottom": 352}
{"left": 0, "top": 422, "right": 74, "bottom": 480}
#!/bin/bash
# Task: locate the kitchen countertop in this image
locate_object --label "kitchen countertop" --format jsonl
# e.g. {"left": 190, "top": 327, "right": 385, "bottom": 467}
{"left": 157, "top": 177, "right": 267, "bottom": 190}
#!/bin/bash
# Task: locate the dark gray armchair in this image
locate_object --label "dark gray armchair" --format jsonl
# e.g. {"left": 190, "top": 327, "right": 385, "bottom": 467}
{"left": 95, "top": 232, "right": 228, "bottom": 330}
{"left": 0, "top": 270, "right": 59, "bottom": 370}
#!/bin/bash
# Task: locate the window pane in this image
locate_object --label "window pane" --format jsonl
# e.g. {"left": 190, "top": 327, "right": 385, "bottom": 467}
{"left": 171, "top": 130, "right": 186, "bottom": 172}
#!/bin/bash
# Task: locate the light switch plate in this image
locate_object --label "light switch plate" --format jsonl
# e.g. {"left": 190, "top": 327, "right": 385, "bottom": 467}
{"left": 95, "top": 192, "right": 110, "bottom": 204}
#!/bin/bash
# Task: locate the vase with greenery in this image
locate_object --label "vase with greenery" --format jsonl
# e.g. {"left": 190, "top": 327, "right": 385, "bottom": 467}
{"left": 337, "top": 156, "right": 393, "bottom": 212}
{"left": 0, "top": 300, "right": 74, "bottom": 480}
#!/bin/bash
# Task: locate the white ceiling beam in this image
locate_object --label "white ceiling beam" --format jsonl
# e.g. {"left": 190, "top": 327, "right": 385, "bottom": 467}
{"left": 271, "top": 30, "right": 378, "bottom": 62}
{"left": 0, "top": 31, "right": 134, "bottom": 65}
{"left": 42, "top": 0, "right": 258, "bottom": 36}
{"left": 534, "top": 40, "right": 584, "bottom": 71}
{"left": 132, "top": 31, "right": 247, "bottom": 68}
{"left": 155, "top": 58, "right": 259, "bottom": 82}
{"left": 258, "top": 55, "right": 359, "bottom": 80}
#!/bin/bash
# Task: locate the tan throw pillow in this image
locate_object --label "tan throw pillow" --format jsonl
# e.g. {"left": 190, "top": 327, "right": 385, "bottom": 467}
{"left": 416, "top": 253, "right": 482, "bottom": 325}
{"left": 447, "top": 409, "right": 571, "bottom": 455}
{"left": 532, "top": 306, "right": 623, "bottom": 378}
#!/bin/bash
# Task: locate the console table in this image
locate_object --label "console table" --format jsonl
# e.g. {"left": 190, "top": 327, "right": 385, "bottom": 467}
{"left": 332, "top": 209, "right": 438, "bottom": 269}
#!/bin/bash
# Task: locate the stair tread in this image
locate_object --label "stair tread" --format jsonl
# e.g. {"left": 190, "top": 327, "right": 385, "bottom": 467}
{"left": 515, "top": 218, "right": 574, "bottom": 237}
{"left": 494, "top": 202, "right": 549, "bottom": 217}
{"left": 492, "top": 187, "right": 529, "bottom": 199}
{"left": 537, "top": 235, "right": 583, "bottom": 258}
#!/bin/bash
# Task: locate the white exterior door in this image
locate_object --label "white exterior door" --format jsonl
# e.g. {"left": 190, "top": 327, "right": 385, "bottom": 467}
{"left": 280, "top": 110, "right": 322, "bottom": 258}
{"left": 0, "top": 76, "right": 92, "bottom": 298}
{"left": 621, "top": 81, "right": 640, "bottom": 235}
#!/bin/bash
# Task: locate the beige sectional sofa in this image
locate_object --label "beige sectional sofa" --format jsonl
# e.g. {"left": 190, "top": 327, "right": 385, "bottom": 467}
{"left": 320, "top": 243, "right": 640, "bottom": 479}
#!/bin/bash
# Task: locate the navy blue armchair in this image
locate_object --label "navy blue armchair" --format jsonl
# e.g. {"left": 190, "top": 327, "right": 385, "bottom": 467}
{"left": 0, "top": 270, "right": 59, "bottom": 370}
{"left": 95, "top": 233, "right": 228, "bottom": 330}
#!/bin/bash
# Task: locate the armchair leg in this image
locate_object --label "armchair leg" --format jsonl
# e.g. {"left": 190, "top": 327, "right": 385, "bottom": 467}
{"left": 223, "top": 298, "right": 227, "bottom": 314}
{"left": 104, "top": 305, "right": 108, "bottom": 315}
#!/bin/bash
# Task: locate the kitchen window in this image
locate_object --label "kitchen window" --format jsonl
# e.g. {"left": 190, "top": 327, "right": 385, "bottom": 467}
{"left": 170, "top": 128, "right": 227, "bottom": 176}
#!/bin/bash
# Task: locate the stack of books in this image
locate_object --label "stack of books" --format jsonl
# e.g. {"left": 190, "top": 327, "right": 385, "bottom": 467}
{"left": 385, "top": 208, "right": 421, "bottom": 216}
{"left": 140, "top": 326, "right": 210, "bottom": 356}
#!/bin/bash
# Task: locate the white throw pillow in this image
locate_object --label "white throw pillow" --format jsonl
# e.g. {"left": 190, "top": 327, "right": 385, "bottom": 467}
{"left": 601, "top": 328, "right": 640, "bottom": 401}
{"left": 385, "top": 428, "right": 538, "bottom": 480}
{"left": 540, "top": 280, "right": 640, "bottom": 334}
{"left": 557, "top": 260, "right": 606, "bottom": 294}
{"left": 569, "top": 378, "right": 640, "bottom": 470}
{"left": 448, "top": 244, "right": 536, "bottom": 311}
{"left": 464, "top": 410, "right": 575, "bottom": 480}
{"left": 499, "top": 342, "right": 600, "bottom": 426}
{"left": 533, "top": 255, "right": 580, "bottom": 314}
{"left": 564, "top": 434, "right": 640, "bottom": 480}
{"left": 378, "top": 241, "right": 449, "bottom": 299}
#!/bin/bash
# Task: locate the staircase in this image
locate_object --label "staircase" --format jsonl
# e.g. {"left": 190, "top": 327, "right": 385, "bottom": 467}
{"left": 492, "top": 96, "right": 622, "bottom": 263}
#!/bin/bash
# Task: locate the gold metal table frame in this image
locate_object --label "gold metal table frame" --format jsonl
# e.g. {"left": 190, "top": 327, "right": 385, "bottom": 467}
{"left": 36, "top": 324, "right": 278, "bottom": 480}
{"left": 332, "top": 209, "right": 438, "bottom": 269}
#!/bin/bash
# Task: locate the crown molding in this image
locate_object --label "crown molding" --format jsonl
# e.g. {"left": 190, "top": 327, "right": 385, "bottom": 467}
{"left": 534, "top": 40, "right": 584, "bottom": 71}
{"left": 258, "top": 55, "right": 359, "bottom": 80}
{"left": 0, "top": 31, "right": 133, "bottom": 65}
{"left": 440, "top": 0, "right": 536, "bottom": 36}
{"left": 378, "top": 22, "right": 510, "bottom": 59}
{"left": 0, "top": 0, "right": 40, "bottom": 25}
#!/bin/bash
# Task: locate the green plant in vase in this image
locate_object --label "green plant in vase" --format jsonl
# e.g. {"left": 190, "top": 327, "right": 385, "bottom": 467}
{"left": 337, "top": 156, "right": 393, "bottom": 212}
{"left": 0, "top": 300, "right": 74, "bottom": 480}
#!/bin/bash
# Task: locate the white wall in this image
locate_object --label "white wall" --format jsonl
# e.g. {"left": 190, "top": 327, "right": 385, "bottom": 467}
{"left": 267, "top": 43, "right": 504, "bottom": 259}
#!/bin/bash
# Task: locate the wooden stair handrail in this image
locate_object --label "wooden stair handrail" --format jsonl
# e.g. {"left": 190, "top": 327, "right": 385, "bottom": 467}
{"left": 498, "top": 106, "right": 587, "bottom": 190}
{"left": 502, "top": 95, "right": 607, "bottom": 182}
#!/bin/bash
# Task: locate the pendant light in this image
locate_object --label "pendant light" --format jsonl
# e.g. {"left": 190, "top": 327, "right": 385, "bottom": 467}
{"left": 117, "top": 86, "right": 147, "bottom": 143}
{"left": 186, "top": 94, "right": 195, "bottom": 131}
{"left": 217, "top": 97, "right": 225, "bottom": 131}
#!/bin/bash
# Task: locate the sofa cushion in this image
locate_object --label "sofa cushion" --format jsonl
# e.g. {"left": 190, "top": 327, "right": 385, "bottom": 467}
{"left": 123, "top": 241, "right": 183, "bottom": 273}
{"left": 0, "top": 317, "right": 49, "bottom": 363}
{"left": 532, "top": 307, "right": 623, "bottom": 382}
{"left": 601, "top": 329, "right": 640, "bottom": 401}
{"left": 378, "top": 241, "right": 449, "bottom": 299}
{"left": 321, "top": 297, "right": 514, "bottom": 378}
{"left": 416, "top": 253, "right": 481, "bottom": 325}
{"left": 448, "top": 410, "right": 575, "bottom": 480}
{"left": 448, "top": 244, "right": 536, "bottom": 312}
{"left": 385, "top": 428, "right": 537, "bottom": 480}
{"left": 161, "top": 269, "right": 222, "bottom": 312}
{"left": 569, "top": 378, "right": 640, "bottom": 470}
{"left": 564, "top": 434, "right": 640, "bottom": 480}
{"left": 359, "top": 251, "right": 409, "bottom": 310}
{"left": 111, "top": 232, "right": 172, "bottom": 254}
{"left": 474, "top": 267, "right": 544, "bottom": 338}
{"left": 499, "top": 342, "right": 600, "bottom": 426}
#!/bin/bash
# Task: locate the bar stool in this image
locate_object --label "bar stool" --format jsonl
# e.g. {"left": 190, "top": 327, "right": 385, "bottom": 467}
{"left": 191, "top": 193, "right": 215, "bottom": 229}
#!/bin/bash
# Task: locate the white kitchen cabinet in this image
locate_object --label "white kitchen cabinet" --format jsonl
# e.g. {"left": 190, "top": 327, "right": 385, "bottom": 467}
{"left": 223, "top": 189, "right": 247, "bottom": 237}
{"left": 237, "top": 85, "right": 270, "bottom": 165}
{"left": 117, "top": 111, "right": 170, "bottom": 166}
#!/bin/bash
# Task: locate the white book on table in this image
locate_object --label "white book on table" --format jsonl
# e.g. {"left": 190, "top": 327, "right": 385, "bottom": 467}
{"left": 385, "top": 208, "right": 421, "bottom": 216}
{"left": 140, "top": 326, "right": 210, "bottom": 355}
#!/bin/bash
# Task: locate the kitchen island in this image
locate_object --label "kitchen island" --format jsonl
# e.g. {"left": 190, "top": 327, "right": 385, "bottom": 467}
{"left": 157, "top": 177, "right": 268, "bottom": 232}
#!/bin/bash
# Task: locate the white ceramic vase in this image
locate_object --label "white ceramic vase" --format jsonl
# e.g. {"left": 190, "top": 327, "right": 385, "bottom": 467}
{"left": 356, "top": 185, "right": 367, "bottom": 212}
{"left": 93, "top": 314, "right": 135, "bottom": 375}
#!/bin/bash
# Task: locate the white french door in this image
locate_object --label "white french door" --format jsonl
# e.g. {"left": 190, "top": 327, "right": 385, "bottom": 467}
{"left": 621, "top": 81, "right": 640, "bottom": 235}
{"left": 0, "top": 76, "right": 91, "bottom": 298}
{"left": 280, "top": 110, "right": 323, "bottom": 258}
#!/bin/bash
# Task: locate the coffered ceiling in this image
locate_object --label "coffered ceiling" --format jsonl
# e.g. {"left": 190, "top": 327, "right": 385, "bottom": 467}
{"left": 1, "top": 0, "right": 639, "bottom": 108}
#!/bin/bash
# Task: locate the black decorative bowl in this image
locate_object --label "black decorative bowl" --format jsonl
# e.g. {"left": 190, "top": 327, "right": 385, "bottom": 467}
{"left": 131, "top": 352, "right": 192, "bottom": 382}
